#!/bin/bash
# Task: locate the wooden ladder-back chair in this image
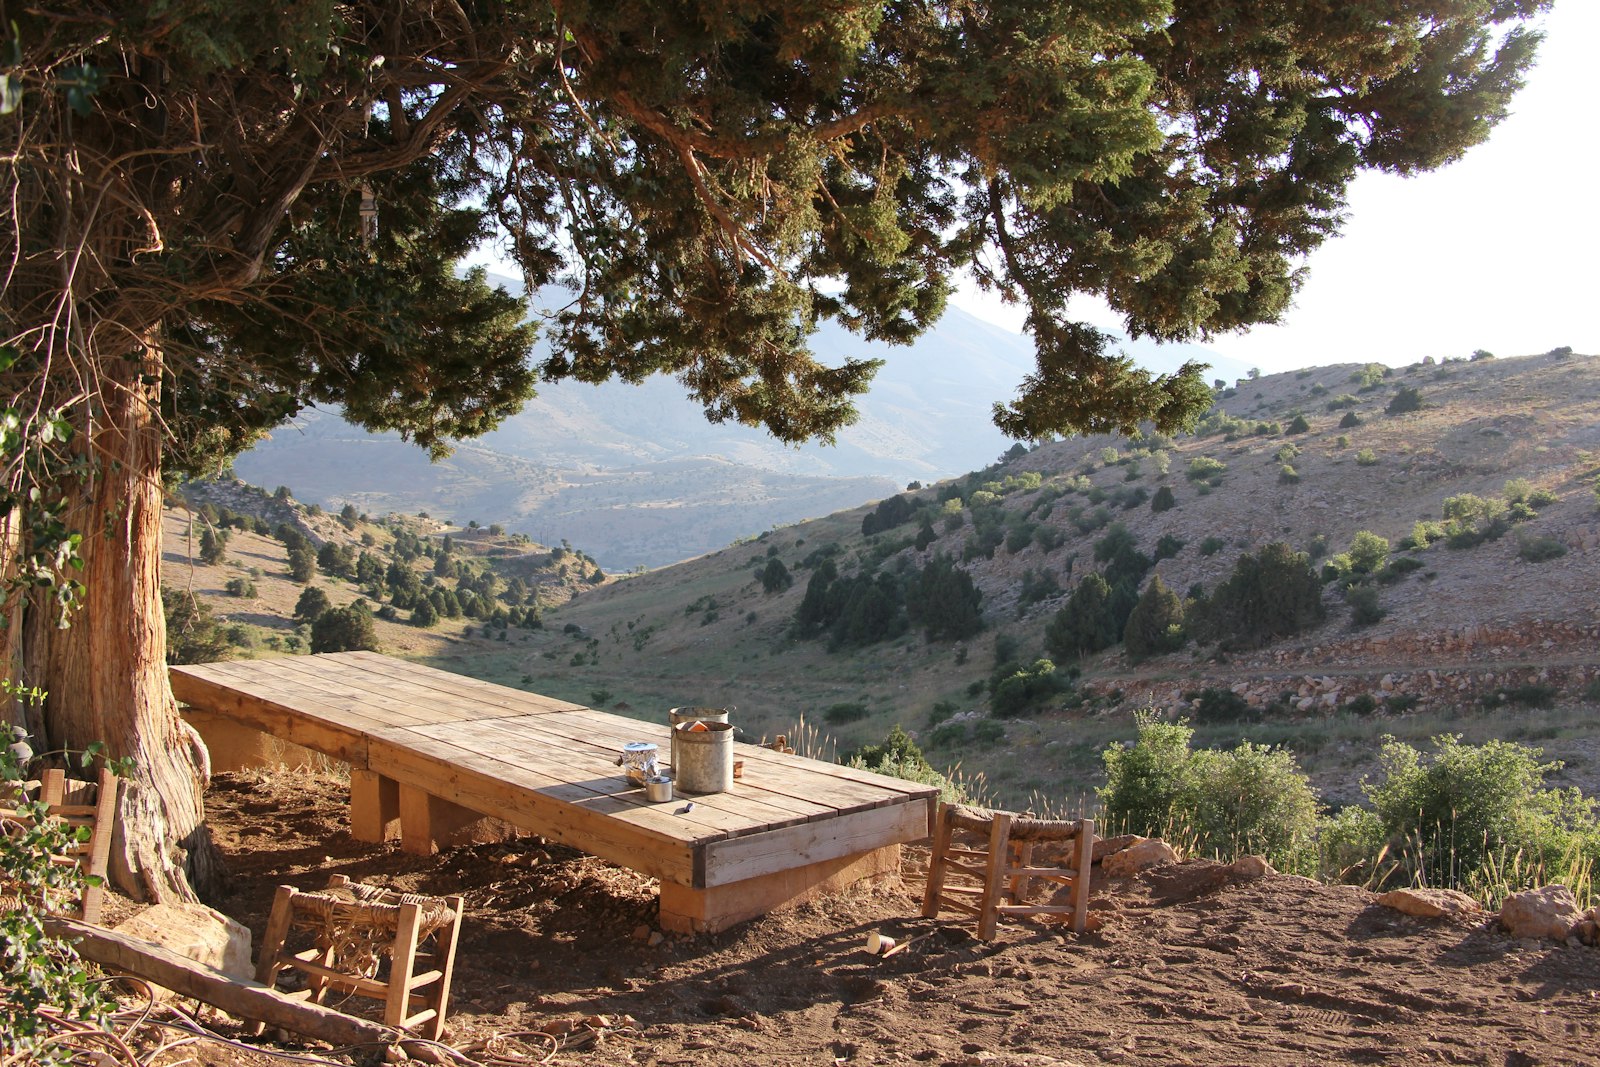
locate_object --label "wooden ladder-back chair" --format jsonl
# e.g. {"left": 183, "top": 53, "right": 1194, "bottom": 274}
{"left": 922, "top": 802, "right": 1096, "bottom": 940}
{"left": 0, "top": 766, "right": 120, "bottom": 924}
{"left": 255, "top": 874, "right": 464, "bottom": 1040}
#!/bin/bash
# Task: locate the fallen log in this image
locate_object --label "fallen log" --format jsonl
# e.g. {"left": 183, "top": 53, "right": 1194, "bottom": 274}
{"left": 45, "top": 916, "right": 400, "bottom": 1048}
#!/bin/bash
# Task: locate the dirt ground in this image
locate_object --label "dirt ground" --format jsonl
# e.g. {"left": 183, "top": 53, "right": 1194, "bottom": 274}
{"left": 175, "top": 769, "right": 1600, "bottom": 1067}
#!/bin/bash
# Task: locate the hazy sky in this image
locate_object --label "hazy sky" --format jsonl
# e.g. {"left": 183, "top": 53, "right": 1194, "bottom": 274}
{"left": 952, "top": 0, "right": 1597, "bottom": 374}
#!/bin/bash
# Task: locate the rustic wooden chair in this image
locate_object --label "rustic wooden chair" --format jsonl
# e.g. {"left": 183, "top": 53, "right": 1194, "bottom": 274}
{"left": 922, "top": 801, "right": 1096, "bottom": 940}
{"left": 255, "top": 874, "right": 463, "bottom": 1040}
{"left": 0, "top": 766, "right": 120, "bottom": 923}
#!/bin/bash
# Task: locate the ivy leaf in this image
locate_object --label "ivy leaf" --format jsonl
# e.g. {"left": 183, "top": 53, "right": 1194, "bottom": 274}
{"left": 58, "top": 63, "right": 103, "bottom": 116}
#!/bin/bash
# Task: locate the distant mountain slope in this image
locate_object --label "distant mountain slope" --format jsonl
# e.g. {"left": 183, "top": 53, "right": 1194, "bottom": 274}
{"left": 234, "top": 284, "right": 1243, "bottom": 569}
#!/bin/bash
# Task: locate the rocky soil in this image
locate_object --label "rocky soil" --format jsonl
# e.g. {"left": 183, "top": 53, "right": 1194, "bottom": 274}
{"left": 157, "top": 769, "right": 1600, "bottom": 1066}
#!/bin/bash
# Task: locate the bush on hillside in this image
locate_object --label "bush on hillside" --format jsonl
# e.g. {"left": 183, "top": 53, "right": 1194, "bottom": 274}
{"left": 1357, "top": 735, "right": 1600, "bottom": 902}
{"left": 163, "top": 589, "right": 233, "bottom": 664}
{"left": 990, "top": 659, "right": 1062, "bottom": 718}
{"left": 1099, "top": 713, "right": 1320, "bottom": 873}
{"left": 1123, "top": 575, "right": 1185, "bottom": 660}
{"left": 1386, "top": 385, "right": 1424, "bottom": 415}
{"left": 904, "top": 555, "right": 983, "bottom": 641}
{"left": 1150, "top": 485, "right": 1176, "bottom": 513}
{"left": 311, "top": 604, "right": 379, "bottom": 653}
{"left": 1044, "top": 574, "right": 1118, "bottom": 659}
{"left": 1201, "top": 542, "right": 1325, "bottom": 647}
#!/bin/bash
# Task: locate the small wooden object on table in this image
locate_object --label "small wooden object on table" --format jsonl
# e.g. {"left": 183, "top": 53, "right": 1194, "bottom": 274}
{"left": 254, "top": 874, "right": 463, "bottom": 1040}
{"left": 922, "top": 801, "right": 1096, "bottom": 939}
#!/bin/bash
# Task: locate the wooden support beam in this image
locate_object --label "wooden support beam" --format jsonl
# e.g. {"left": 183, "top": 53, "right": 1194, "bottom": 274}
{"left": 46, "top": 917, "right": 400, "bottom": 1048}
{"left": 397, "top": 783, "right": 514, "bottom": 855}
{"left": 350, "top": 770, "right": 401, "bottom": 843}
{"left": 660, "top": 844, "right": 901, "bottom": 934}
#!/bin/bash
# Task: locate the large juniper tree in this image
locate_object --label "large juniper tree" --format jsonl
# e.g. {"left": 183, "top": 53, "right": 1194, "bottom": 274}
{"left": 0, "top": 1, "right": 1547, "bottom": 897}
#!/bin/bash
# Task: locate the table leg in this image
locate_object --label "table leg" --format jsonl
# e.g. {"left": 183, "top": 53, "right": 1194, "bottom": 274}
{"left": 349, "top": 770, "right": 400, "bottom": 843}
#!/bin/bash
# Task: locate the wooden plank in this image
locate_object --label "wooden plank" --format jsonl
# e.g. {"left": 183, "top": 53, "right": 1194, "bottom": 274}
{"left": 340, "top": 652, "right": 585, "bottom": 715}
{"left": 699, "top": 796, "right": 932, "bottom": 888}
{"left": 170, "top": 670, "right": 371, "bottom": 765}
{"left": 659, "top": 844, "right": 902, "bottom": 934}
{"left": 223, "top": 658, "right": 444, "bottom": 728}
{"left": 365, "top": 734, "right": 697, "bottom": 884}
{"left": 430, "top": 717, "right": 832, "bottom": 832}
{"left": 46, "top": 917, "right": 400, "bottom": 1048}
{"left": 375, "top": 724, "right": 765, "bottom": 842}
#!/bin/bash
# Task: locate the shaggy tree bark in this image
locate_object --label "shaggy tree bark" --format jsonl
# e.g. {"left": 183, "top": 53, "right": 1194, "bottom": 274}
{"left": 18, "top": 341, "right": 218, "bottom": 900}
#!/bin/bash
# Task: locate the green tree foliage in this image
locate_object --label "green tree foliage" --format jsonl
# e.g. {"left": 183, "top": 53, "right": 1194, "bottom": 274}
{"left": 861, "top": 495, "right": 916, "bottom": 536}
{"left": 1358, "top": 735, "right": 1600, "bottom": 897}
{"left": 904, "top": 555, "right": 983, "bottom": 641}
{"left": 161, "top": 590, "right": 232, "bottom": 665}
{"left": 1203, "top": 542, "right": 1325, "bottom": 647}
{"left": 1150, "top": 485, "right": 1176, "bottom": 513}
{"left": 310, "top": 605, "right": 379, "bottom": 653}
{"left": 411, "top": 599, "right": 439, "bottom": 628}
{"left": 1286, "top": 413, "right": 1311, "bottom": 434}
{"left": 990, "top": 659, "right": 1063, "bottom": 718}
{"left": 197, "top": 525, "right": 227, "bottom": 566}
{"left": 293, "top": 586, "right": 331, "bottom": 624}
{"left": 1100, "top": 714, "right": 1320, "bottom": 873}
{"left": 1347, "top": 531, "right": 1390, "bottom": 575}
{"left": 792, "top": 560, "right": 906, "bottom": 648}
{"left": 759, "top": 558, "right": 793, "bottom": 594}
{"left": 1386, "top": 385, "right": 1425, "bottom": 415}
{"left": 281, "top": 545, "right": 313, "bottom": 586}
{"left": 1044, "top": 574, "right": 1118, "bottom": 658}
{"left": 1123, "top": 575, "right": 1186, "bottom": 660}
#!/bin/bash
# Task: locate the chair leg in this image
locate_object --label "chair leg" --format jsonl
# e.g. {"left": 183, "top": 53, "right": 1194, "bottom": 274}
{"left": 80, "top": 769, "right": 119, "bottom": 924}
{"left": 385, "top": 901, "right": 425, "bottom": 1030}
{"left": 255, "top": 886, "right": 298, "bottom": 988}
{"left": 419, "top": 895, "right": 464, "bottom": 1041}
{"left": 976, "top": 813, "right": 1013, "bottom": 941}
{"left": 1070, "top": 819, "right": 1095, "bottom": 933}
{"left": 921, "top": 802, "right": 955, "bottom": 918}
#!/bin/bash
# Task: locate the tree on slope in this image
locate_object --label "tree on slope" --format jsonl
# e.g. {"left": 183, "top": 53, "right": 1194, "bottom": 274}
{"left": 0, "top": 2, "right": 1547, "bottom": 899}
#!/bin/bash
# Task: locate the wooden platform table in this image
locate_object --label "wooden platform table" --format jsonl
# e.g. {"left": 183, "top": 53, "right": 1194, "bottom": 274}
{"left": 171, "top": 652, "right": 936, "bottom": 932}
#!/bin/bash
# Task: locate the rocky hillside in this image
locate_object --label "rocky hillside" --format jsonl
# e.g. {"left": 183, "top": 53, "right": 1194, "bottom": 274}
{"left": 429, "top": 348, "right": 1600, "bottom": 807}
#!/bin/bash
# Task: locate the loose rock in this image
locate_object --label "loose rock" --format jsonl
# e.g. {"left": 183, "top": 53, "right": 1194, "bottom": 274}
{"left": 1499, "top": 885, "right": 1583, "bottom": 941}
{"left": 1377, "top": 888, "right": 1483, "bottom": 920}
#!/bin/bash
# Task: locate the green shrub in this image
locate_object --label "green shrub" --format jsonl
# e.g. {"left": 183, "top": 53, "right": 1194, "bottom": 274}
{"left": 990, "top": 659, "right": 1062, "bottom": 718}
{"left": 224, "top": 576, "right": 257, "bottom": 598}
{"left": 1202, "top": 542, "right": 1326, "bottom": 647}
{"left": 823, "top": 701, "right": 871, "bottom": 725}
{"left": 1345, "top": 693, "right": 1378, "bottom": 715}
{"left": 1152, "top": 534, "right": 1185, "bottom": 562}
{"left": 1386, "top": 385, "right": 1424, "bottom": 415}
{"left": 163, "top": 590, "right": 233, "bottom": 664}
{"left": 1044, "top": 574, "right": 1118, "bottom": 658}
{"left": 1100, "top": 713, "right": 1320, "bottom": 873}
{"left": 1286, "top": 414, "right": 1311, "bottom": 435}
{"left": 928, "top": 722, "right": 968, "bottom": 748}
{"left": 1359, "top": 735, "right": 1600, "bottom": 903}
{"left": 1278, "top": 464, "right": 1300, "bottom": 485}
{"left": 1355, "top": 448, "right": 1378, "bottom": 466}
{"left": 846, "top": 725, "right": 977, "bottom": 804}
{"left": 1187, "top": 456, "right": 1227, "bottom": 482}
{"left": 1338, "top": 411, "right": 1362, "bottom": 429}
{"left": 1346, "top": 584, "right": 1384, "bottom": 627}
{"left": 1384, "top": 693, "right": 1420, "bottom": 713}
{"left": 1151, "top": 485, "right": 1176, "bottom": 513}
{"left": 1517, "top": 534, "right": 1566, "bottom": 562}
{"left": 1325, "top": 394, "right": 1361, "bottom": 410}
{"left": 973, "top": 719, "right": 1006, "bottom": 745}
{"left": 1274, "top": 443, "right": 1301, "bottom": 463}
{"left": 1193, "top": 687, "right": 1250, "bottom": 723}
{"left": 1198, "top": 536, "right": 1226, "bottom": 557}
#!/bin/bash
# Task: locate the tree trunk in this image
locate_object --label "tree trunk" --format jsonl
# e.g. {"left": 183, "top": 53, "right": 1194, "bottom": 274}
{"left": 24, "top": 341, "right": 221, "bottom": 901}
